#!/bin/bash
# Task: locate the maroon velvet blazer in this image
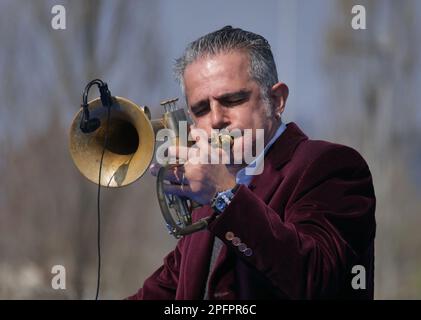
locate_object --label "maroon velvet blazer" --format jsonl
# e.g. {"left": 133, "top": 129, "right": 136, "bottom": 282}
{"left": 129, "top": 122, "right": 376, "bottom": 300}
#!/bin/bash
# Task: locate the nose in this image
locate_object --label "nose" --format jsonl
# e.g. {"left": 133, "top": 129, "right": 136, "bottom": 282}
{"left": 210, "top": 104, "right": 230, "bottom": 129}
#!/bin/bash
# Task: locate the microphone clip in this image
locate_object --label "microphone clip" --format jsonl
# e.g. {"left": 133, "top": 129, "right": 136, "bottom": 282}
{"left": 79, "top": 80, "right": 113, "bottom": 134}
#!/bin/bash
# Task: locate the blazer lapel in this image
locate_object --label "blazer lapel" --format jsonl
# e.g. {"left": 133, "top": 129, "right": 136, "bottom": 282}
{"left": 250, "top": 122, "right": 308, "bottom": 203}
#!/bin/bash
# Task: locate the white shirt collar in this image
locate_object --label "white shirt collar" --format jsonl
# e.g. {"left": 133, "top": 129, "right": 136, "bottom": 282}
{"left": 235, "top": 121, "right": 287, "bottom": 186}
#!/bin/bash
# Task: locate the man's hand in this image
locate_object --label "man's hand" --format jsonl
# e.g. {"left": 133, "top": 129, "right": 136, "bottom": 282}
{"left": 149, "top": 130, "right": 237, "bottom": 205}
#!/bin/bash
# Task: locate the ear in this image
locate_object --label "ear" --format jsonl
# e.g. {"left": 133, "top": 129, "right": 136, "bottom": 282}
{"left": 271, "top": 82, "right": 289, "bottom": 116}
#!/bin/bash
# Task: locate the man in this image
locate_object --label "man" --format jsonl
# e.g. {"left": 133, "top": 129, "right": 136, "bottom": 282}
{"left": 129, "top": 26, "right": 376, "bottom": 299}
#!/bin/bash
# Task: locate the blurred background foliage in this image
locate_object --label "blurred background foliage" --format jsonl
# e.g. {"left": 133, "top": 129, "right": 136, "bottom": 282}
{"left": 0, "top": 0, "right": 420, "bottom": 299}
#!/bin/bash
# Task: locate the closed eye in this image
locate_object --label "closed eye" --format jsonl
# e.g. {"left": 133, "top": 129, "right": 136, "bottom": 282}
{"left": 193, "top": 107, "right": 210, "bottom": 117}
{"left": 218, "top": 90, "right": 251, "bottom": 107}
{"left": 221, "top": 97, "right": 247, "bottom": 107}
{"left": 190, "top": 101, "right": 210, "bottom": 117}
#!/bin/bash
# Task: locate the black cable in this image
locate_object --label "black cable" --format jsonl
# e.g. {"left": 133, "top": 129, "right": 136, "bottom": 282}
{"left": 95, "top": 102, "right": 110, "bottom": 300}
{"left": 83, "top": 79, "right": 104, "bottom": 106}
{"left": 95, "top": 160, "right": 102, "bottom": 300}
{"left": 80, "top": 79, "right": 112, "bottom": 300}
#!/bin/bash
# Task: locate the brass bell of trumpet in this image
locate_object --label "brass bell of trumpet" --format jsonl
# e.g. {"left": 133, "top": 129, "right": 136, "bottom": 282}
{"left": 69, "top": 95, "right": 155, "bottom": 187}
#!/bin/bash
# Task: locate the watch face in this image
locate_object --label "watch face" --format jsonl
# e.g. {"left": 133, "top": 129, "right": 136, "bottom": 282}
{"left": 216, "top": 198, "right": 226, "bottom": 211}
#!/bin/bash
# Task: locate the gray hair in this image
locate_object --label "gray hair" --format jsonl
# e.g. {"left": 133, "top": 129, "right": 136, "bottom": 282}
{"left": 174, "top": 26, "right": 278, "bottom": 112}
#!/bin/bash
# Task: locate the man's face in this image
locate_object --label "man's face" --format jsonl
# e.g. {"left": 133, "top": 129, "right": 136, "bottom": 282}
{"left": 183, "top": 51, "right": 279, "bottom": 166}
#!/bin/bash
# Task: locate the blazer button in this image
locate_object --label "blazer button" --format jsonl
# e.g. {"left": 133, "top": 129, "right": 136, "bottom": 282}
{"left": 238, "top": 243, "right": 247, "bottom": 252}
{"left": 232, "top": 237, "right": 241, "bottom": 246}
{"left": 244, "top": 248, "right": 253, "bottom": 257}
{"left": 225, "top": 232, "right": 234, "bottom": 241}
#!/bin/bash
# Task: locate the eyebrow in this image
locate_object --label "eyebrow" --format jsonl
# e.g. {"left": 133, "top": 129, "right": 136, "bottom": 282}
{"left": 216, "top": 89, "right": 251, "bottom": 102}
{"left": 190, "top": 89, "right": 251, "bottom": 113}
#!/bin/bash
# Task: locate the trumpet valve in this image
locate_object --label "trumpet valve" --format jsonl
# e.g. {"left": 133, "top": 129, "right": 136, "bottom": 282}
{"left": 210, "top": 133, "right": 233, "bottom": 148}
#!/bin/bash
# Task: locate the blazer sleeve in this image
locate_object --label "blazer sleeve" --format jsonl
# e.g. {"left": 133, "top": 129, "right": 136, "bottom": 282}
{"left": 207, "top": 145, "right": 376, "bottom": 299}
{"left": 127, "top": 240, "right": 183, "bottom": 300}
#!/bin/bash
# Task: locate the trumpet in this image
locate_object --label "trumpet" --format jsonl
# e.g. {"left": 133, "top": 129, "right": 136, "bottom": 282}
{"left": 69, "top": 79, "right": 232, "bottom": 238}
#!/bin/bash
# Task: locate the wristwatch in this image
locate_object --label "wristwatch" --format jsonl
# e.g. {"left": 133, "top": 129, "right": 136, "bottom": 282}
{"left": 211, "top": 184, "right": 239, "bottom": 214}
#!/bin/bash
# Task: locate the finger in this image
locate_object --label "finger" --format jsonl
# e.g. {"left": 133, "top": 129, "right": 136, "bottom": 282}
{"left": 150, "top": 162, "right": 185, "bottom": 182}
{"left": 149, "top": 163, "right": 162, "bottom": 176}
{"left": 168, "top": 145, "right": 190, "bottom": 163}
{"left": 171, "top": 165, "right": 186, "bottom": 184}
{"left": 163, "top": 183, "right": 192, "bottom": 197}
{"left": 189, "top": 130, "right": 212, "bottom": 159}
{"left": 162, "top": 165, "right": 188, "bottom": 184}
{"left": 190, "top": 128, "right": 210, "bottom": 147}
